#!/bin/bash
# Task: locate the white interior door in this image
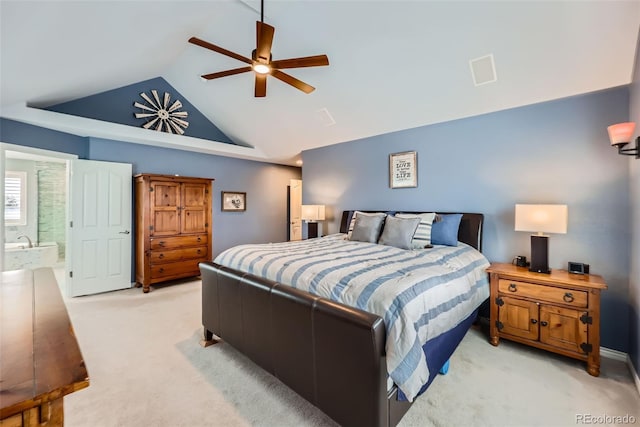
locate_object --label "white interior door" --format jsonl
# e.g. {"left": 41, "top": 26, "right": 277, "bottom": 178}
{"left": 69, "top": 159, "right": 132, "bottom": 296}
{"left": 289, "top": 179, "right": 302, "bottom": 241}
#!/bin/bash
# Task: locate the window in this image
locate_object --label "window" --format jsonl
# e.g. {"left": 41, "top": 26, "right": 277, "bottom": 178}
{"left": 5, "top": 171, "right": 27, "bottom": 225}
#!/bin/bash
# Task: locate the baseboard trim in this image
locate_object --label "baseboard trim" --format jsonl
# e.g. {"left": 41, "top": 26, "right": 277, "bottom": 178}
{"left": 601, "top": 346, "right": 628, "bottom": 362}
{"left": 600, "top": 347, "right": 640, "bottom": 396}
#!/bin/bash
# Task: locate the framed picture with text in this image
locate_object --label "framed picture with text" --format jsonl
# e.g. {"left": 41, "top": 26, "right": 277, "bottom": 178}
{"left": 389, "top": 151, "right": 417, "bottom": 189}
{"left": 221, "top": 191, "right": 246, "bottom": 212}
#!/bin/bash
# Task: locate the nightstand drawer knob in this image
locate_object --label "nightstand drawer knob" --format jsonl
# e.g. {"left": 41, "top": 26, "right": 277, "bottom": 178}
{"left": 531, "top": 319, "right": 538, "bottom": 324}
{"left": 563, "top": 293, "right": 574, "bottom": 303}
{"left": 508, "top": 283, "right": 517, "bottom": 292}
{"left": 540, "top": 321, "right": 548, "bottom": 327}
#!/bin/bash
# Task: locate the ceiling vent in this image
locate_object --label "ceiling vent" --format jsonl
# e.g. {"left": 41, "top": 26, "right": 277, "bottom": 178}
{"left": 469, "top": 54, "right": 497, "bottom": 86}
{"left": 316, "top": 107, "right": 336, "bottom": 126}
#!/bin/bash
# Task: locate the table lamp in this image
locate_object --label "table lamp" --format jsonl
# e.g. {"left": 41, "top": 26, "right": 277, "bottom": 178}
{"left": 301, "top": 205, "right": 326, "bottom": 238}
{"left": 515, "top": 204, "right": 568, "bottom": 274}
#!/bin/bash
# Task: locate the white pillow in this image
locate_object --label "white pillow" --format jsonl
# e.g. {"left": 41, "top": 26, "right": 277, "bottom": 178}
{"left": 396, "top": 212, "right": 436, "bottom": 249}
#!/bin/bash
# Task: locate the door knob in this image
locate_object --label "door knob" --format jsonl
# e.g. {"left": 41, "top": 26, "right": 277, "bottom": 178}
{"left": 119, "top": 230, "right": 130, "bottom": 234}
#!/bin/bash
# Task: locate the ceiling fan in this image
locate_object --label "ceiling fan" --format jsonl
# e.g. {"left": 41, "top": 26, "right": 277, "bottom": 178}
{"left": 188, "top": 0, "right": 329, "bottom": 97}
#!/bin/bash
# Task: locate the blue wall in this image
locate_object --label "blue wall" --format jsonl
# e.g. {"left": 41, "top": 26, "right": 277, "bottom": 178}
{"left": 302, "top": 88, "right": 631, "bottom": 352}
{"left": 88, "top": 138, "right": 300, "bottom": 255}
{"left": 45, "top": 77, "right": 236, "bottom": 145}
{"left": 1, "top": 119, "right": 301, "bottom": 279}
{"left": 1, "top": 118, "right": 89, "bottom": 157}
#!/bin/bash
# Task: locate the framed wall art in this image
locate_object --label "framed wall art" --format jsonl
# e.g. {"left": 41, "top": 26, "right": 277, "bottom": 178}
{"left": 221, "top": 191, "right": 246, "bottom": 212}
{"left": 389, "top": 151, "right": 417, "bottom": 189}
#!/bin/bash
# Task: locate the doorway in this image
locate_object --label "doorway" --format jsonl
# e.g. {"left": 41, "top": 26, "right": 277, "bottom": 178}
{"left": 1, "top": 143, "right": 133, "bottom": 297}
{"left": 1, "top": 143, "right": 75, "bottom": 293}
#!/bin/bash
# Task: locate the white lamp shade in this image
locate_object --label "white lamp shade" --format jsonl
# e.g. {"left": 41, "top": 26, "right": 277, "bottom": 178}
{"left": 515, "top": 204, "right": 567, "bottom": 234}
{"left": 301, "top": 205, "right": 326, "bottom": 221}
{"left": 607, "top": 122, "right": 636, "bottom": 145}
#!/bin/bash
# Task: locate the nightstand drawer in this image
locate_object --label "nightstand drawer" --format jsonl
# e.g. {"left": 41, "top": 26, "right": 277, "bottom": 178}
{"left": 498, "top": 279, "right": 587, "bottom": 307}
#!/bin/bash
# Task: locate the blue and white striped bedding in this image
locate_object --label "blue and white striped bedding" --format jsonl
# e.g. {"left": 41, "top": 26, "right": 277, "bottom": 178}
{"left": 214, "top": 234, "right": 490, "bottom": 402}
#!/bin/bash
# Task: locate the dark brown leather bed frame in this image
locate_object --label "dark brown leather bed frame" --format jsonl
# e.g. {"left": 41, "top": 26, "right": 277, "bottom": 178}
{"left": 199, "top": 211, "right": 484, "bottom": 427}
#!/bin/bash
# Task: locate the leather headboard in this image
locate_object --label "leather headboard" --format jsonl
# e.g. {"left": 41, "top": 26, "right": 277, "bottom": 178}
{"left": 339, "top": 211, "right": 484, "bottom": 252}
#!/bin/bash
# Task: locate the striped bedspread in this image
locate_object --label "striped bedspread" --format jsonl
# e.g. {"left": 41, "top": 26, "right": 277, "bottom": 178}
{"left": 214, "top": 234, "right": 490, "bottom": 401}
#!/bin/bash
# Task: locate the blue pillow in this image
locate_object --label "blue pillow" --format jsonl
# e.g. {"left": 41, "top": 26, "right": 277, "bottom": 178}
{"left": 431, "top": 214, "right": 462, "bottom": 246}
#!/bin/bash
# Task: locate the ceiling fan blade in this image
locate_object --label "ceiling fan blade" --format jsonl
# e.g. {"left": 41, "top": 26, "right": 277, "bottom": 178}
{"left": 255, "top": 74, "right": 267, "bottom": 97}
{"left": 201, "top": 67, "right": 252, "bottom": 80}
{"left": 189, "top": 37, "right": 252, "bottom": 65}
{"left": 271, "top": 70, "right": 315, "bottom": 94}
{"left": 256, "top": 21, "right": 275, "bottom": 63}
{"left": 271, "top": 55, "right": 329, "bottom": 70}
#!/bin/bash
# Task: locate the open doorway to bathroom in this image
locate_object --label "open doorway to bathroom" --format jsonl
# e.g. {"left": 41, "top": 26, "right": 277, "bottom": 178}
{"left": 1, "top": 143, "right": 75, "bottom": 294}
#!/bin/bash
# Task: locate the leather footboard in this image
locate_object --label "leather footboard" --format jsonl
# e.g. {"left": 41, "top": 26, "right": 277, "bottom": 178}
{"left": 200, "top": 261, "right": 394, "bottom": 427}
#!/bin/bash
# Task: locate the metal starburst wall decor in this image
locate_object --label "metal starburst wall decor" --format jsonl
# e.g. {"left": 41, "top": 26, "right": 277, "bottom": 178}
{"left": 133, "top": 90, "right": 189, "bottom": 134}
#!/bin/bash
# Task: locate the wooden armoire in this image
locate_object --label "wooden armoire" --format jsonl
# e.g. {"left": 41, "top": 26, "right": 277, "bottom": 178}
{"left": 134, "top": 174, "right": 213, "bottom": 293}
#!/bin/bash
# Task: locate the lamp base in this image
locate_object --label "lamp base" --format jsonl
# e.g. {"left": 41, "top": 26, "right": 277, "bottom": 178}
{"left": 308, "top": 222, "right": 319, "bottom": 239}
{"left": 529, "top": 235, "right": 550, "bottom": 274}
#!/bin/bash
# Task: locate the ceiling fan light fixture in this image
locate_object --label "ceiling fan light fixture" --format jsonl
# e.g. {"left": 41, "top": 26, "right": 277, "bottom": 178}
{"left": 253, "top": 63, "right": 271, "bottom": 74}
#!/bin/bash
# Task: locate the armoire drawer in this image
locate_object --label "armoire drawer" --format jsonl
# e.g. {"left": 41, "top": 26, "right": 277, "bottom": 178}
{"left": 149, "top": 246, "right": 208, "bottom": 264}
{"left": 150, "top": 258, "right": 206, "bottom": 279}
{"left": 150, "top": 234, "right": 207, "bottom": 250}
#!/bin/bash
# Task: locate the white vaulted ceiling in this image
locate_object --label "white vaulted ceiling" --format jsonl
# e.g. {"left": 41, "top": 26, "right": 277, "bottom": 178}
{"left": 1, "top": 1, "right": 639, "bottom": 165}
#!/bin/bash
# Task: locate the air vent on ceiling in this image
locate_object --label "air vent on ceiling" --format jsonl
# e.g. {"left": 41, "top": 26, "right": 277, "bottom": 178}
{"left": 316, "top": 107, "right": 336, "bottom": 127}
{"left": 469, "top": 54, "right": 497, "bottom": 86}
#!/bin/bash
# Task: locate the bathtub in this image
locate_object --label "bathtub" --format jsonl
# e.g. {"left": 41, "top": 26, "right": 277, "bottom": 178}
{"left": 4, "top": 242, "right": 59, "bottom": 271}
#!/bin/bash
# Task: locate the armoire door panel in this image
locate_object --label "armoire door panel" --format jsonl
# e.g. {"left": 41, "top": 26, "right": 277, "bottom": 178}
{"left": 153, "top": 182, "right": 180, "bottom": 207}
{"left": 152, "top": 211, "right": 180, "bottom": 236}
{"left": 182, "top": 210, "right": 207, "bottom": 234}
{"left": 183, "top": 183, "right": 207, "bottom": 207}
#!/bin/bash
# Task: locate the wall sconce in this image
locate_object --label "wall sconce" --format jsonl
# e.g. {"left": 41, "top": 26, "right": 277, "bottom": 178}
{"left": 301, "top": 205, "right": 326, "bottom": 239}
{"left": 515, "top": 204, "right": 568, "bottom": 274}
{"left": 607, "top": 122, "right": 639, "bottom": 158}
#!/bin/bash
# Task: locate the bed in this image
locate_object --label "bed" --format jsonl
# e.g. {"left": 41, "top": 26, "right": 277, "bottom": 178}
{"left": 199, "top": 211, "right": 490, "bottom": 427}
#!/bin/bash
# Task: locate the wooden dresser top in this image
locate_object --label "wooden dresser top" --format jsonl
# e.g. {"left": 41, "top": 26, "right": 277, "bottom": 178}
{"left": 0, "top": 268, "right": 89, "bottom": 418}
{"left": 487, "top": 262, "right": 607, "bottom": 290}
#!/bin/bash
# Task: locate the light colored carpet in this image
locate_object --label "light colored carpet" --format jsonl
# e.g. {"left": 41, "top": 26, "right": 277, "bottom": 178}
{"left": 63, "top": 279, "right": 640, "bottom": 427}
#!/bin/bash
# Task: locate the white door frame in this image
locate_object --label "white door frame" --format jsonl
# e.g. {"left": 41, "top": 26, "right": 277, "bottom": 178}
{"left": 0, "top": 142, "right": 77, "bottom": 293}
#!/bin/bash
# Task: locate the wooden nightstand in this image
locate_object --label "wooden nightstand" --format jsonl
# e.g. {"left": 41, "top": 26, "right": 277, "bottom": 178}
{"left": 486, "top": 263, "right": 607, "bottom": 376}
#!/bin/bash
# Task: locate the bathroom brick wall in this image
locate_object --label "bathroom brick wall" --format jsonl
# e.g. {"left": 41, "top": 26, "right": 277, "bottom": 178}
{"left": 36, "top": 161, "right": 66, "bottom": 260}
